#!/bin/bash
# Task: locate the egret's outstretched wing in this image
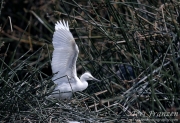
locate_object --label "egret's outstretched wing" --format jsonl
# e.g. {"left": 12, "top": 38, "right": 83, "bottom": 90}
{"left": 52, "top": 20, "right": 79, "bottom": 84}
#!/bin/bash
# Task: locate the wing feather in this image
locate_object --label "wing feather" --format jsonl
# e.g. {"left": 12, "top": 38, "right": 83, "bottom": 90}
{"left": 51, "top": 20, "right": 79, "bottom": 84}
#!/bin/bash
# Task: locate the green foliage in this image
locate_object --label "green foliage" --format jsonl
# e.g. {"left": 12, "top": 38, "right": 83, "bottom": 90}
{"left": 0, "top": 0, "right": 180, "bottom": 122}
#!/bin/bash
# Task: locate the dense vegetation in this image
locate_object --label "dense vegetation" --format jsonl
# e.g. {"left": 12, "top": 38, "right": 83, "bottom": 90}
{"left": 0, "top": 0, "right": 180, "bottom": 122}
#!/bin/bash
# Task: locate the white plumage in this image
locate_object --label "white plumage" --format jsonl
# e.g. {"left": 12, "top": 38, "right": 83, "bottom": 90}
{"left": 48, "top": 20, "right": 100, "bottom": 99}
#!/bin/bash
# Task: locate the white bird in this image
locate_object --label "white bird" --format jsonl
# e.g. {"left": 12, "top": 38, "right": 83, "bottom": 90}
{"left": 48, "top": 20, "right": 100, "bottom": 99}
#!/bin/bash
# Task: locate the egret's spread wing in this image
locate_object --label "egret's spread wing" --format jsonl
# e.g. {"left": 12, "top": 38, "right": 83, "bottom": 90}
{"left": 52, "top": 20, "right": 79, "bottom": 84}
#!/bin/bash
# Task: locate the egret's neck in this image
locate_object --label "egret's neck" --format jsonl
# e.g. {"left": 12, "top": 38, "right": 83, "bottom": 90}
{"left": 79, "top": 73, "right": 88, "bottom": 91}
{"left": 80, "top": 73, "right": 87, "bottom": 83}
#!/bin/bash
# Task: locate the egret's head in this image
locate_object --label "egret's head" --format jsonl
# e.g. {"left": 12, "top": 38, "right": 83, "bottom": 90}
{"left": 80, "top": 72, "right": 100, "bottom": 82}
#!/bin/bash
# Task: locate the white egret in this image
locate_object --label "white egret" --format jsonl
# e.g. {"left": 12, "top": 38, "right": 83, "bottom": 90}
{"left": 48, "top": 20, "right": 100, "bottom": 99}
